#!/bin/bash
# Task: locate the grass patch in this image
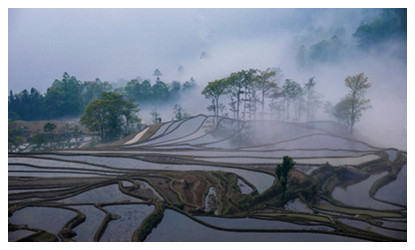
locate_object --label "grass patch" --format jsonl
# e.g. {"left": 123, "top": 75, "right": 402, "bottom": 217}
{"left": 316, "top": 201, "right": 403, "bottom": 218}
{"left": 133, "top": 203, "right": 165, "bottom": 242}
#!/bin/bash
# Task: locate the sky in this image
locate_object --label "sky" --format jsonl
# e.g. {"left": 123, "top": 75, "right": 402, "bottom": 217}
{"left": 8, "top": 8, "right": 371, "bottom": 93}
{"left": 7, "top": 7, "right": 409, "bottom": 150}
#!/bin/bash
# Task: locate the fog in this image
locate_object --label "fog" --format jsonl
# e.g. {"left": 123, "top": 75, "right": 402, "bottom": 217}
{"left": 8, "top": 8, "right": 407, "bottom": 150}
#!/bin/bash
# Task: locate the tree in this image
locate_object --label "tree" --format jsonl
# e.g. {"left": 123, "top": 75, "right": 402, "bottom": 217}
{"left": 121, "top": 99, "right": 142, "bottom": 136}
{"left": 82, "top": 78, "right": 113, "bottom": 106}
{"left": 303, "top": 77, "right": 322, "bottom": 122}
{"left": 8, "top": 119, "right": 25, "bottom": 152}
{"left": 268, "top": 88, "right": 285, "bottom": 121}
{"left": 45, "top": 72, "right": 83, "bottom": 118}
{"left": 43, "top": 122, "right": 57, "bottom": 148}
{"left": 124, "top": 79, "right": 152, "bottom": 103}
{"left": 353, "top": 9, "right": 407, "bottom": 49}
{"left": 80, "top": 92, "right": 140, "bottom": 142}
{"left": 169, "top": 81, "right": 182, "bottom": 101}
{"left": 296, "top": 45, "right": 307, "bottom": 71}
{"left": 71, "top": 125, "right": 83, "bottom": 147}
{"left": 29, "top": 133, "right": 47, "bottom": 151}
{"left": 275, "top": 156, "right": 296, "bottom": 194}
{"left": 8, "top": 88, "right": 47, "bottom": 121}
{"left": 226, "top": 69, "right": 257, "bottom": 121}
{"left": 255, "top": 68, "right": 278, "bottom": 120}
{"left": 183, "top": 77, "right": 196, "bottom": 91}
{"left": 202, "top": 78, "right": 228, "bottom": 117}
{"left": 173, "top": 104, "right": 190, "bottom": 121}
{"left": 150, "top": 108, "right": 162, "bottom": 123}
{"left": 152, "top": 80, "right": 169, "bottom": 101}
{"left": 153, "top": 69, "right": 163, "bottom": 82}
{"left": 282, "top": 79, "right": 303, "bottom": 122}
{"left": 43, "top": 122, "right": 56, "bottom": 133}
{"left": 333, "top": 73, "right": 372, "bottom": 132}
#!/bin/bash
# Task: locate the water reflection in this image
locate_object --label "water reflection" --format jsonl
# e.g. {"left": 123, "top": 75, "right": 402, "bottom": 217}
{"left": 385, "top": 150, "right": 397, "bottom": 161}
{"left": 99, "top": 204, "right": 154, "bottom": 242}
{"left": 375, "top": 164, "right": 407, "bottom": 206}
{"left": 69, "top": 205, "right": 106, "bottom": 242}
{"left": 284, "top": 198, "right": 313, "bottom": 213}
{"left": 332, "top": 172, "right": 400, "bottom": 210}
{"left": 145, "top": 209, "right": 364, "bottom": 242}
{"left": 61, "top": 184, "right": 142, "bottom": 203}
{"left": 8, "top": 229, "right": 36, "bottom": 242}
{"left": 338, "top": 218, "right": 406, "bottom": 240}
{"left": 237, "top": 178, "right": 253, "bottom": 194}
{"left": 9, "top": 206, "right": 76, "bottom": 237}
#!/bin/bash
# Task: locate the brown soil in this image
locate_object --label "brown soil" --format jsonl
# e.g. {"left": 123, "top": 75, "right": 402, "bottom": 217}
{"left": 14, "top": 119, "right": 84, "bottom": 137}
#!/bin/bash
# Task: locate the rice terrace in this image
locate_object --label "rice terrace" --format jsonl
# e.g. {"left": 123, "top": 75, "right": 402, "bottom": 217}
{"left": 8, "top": 8, "right": 407, "bottom": 243}
{"left": 8, "top": 115, "right": 407, "bottom": 241}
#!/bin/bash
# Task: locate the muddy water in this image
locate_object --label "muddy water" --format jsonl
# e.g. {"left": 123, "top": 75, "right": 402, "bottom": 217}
{"left": 99, "top": 204, "right": 154, "bottom": 241}
{"left": 145, "top": 209, "right": 364, "bottom": 242}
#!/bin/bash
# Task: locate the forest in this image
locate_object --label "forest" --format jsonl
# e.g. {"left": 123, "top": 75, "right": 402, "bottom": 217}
{"left": 8, "top": 70, "right": 196, "bottom": 121}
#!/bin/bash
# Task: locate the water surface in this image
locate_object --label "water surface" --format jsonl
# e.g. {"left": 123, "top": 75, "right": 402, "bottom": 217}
{"left": 145, "top": 209, "right": 364, "bottom": 242}
{"left": 100, "top": 204, "right": 154, "bottom": 241}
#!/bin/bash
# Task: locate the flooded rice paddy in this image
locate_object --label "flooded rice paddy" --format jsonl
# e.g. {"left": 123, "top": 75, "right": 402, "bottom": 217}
{"left": 145, "top": 209, "right": 363, "bottom": 242}
{"left": 9, "top": 116, "right": 406, "bottom": 241}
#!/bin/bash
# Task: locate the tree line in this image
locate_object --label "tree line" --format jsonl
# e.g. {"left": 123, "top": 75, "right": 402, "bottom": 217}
{"left": 8, "top": 71, "right": 196, "bottom": 121}
{"left": 201, "top": 68, "right": 323, "bottom": 123}
{"left": 8, "top": 69, "right": 371, "bottom": 151}
{"left": 295, "top": 9, "right": 406, "bottom": 71}
{"left": 202, "top": 68, "right": 372, "bottom": 132}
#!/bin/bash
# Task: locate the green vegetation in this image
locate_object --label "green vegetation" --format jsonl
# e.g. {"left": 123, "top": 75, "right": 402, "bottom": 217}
{"left": 173, "top": 104, "right": 190, "bottom": 121}
{"left": 8, "top": 119, "right": 25, "bottom": 151}
{"left": 276, "top": 156, "right": 296, "bottom": 194}
{"left": 294, "top": 9, "right": 406, "bottom": 71}
{"left": 201, "top": 68, "right": 323, "bottom": 123}
{"left": 8, "top": 72, "right": 197, "bottom": 122}
{"left": 353, "top": 9, "right": 407, "bottom": 49}
{"left": 80, "top": 92, "right": 141, "bottom": 142}
{"left": 256, "top": 68, "right": 278, "bottom": 120}
{"left": 133, "top": 203, "right": 165, "bottom": 241}
{"left": 332, "top": 73, "right": 372, "bottom": 132}
{"left": 202, "top": 78, "right": 229, "bottom": 117}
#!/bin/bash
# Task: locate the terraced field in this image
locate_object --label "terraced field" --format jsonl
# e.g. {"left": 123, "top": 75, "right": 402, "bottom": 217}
{"left": 8, "top": 115, "right": 407, "bottom": 241}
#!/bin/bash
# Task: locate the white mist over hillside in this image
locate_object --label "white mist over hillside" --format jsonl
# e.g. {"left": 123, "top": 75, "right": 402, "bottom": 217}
{"left": 9, "top": 8, "right": 406, "bottom": 150}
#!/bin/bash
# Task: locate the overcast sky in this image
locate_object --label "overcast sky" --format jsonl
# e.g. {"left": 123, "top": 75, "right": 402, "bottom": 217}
{"left": 8, "top": 8, "right": 369, "bottom": 93}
